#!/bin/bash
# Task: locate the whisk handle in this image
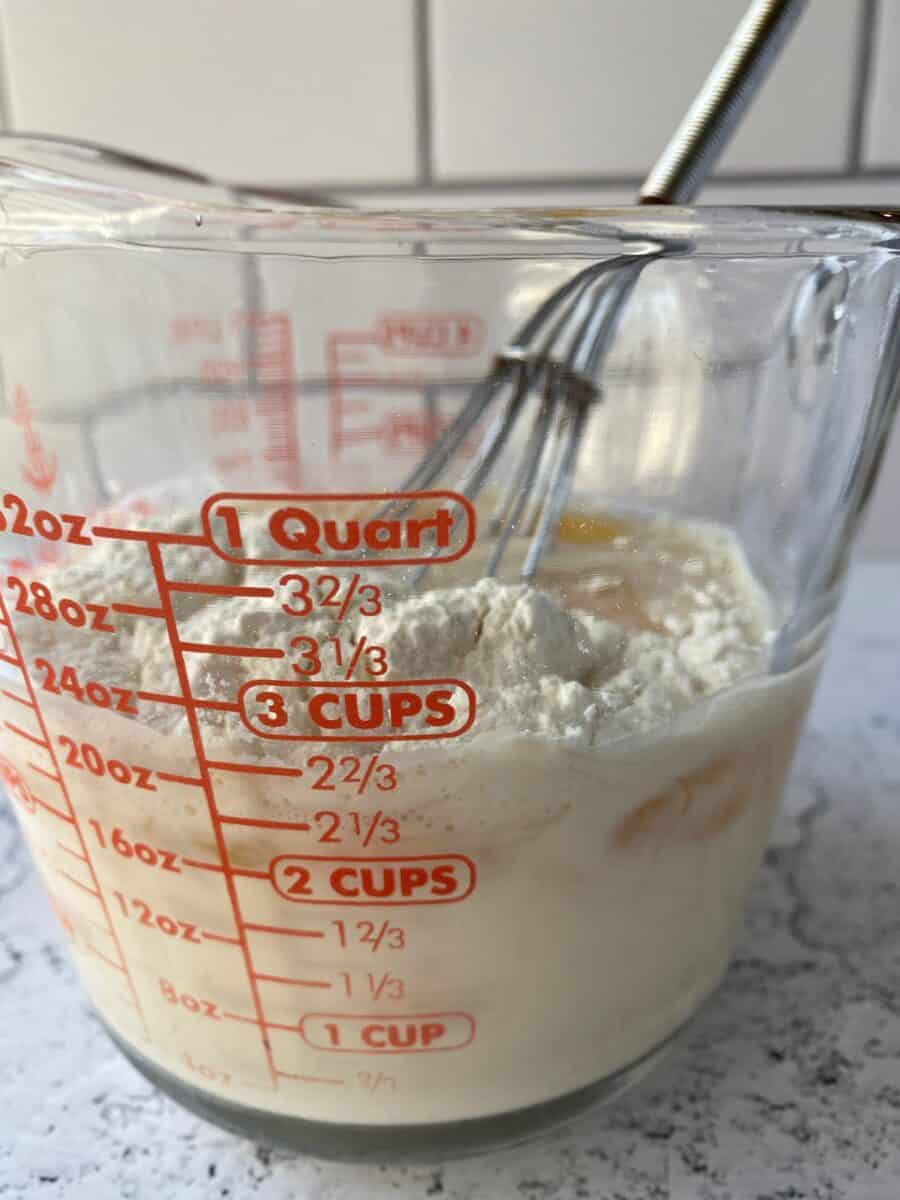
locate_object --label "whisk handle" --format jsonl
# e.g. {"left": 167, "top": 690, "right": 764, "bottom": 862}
{"left": 639, "top": 0, "right": 809, "bottom": 205}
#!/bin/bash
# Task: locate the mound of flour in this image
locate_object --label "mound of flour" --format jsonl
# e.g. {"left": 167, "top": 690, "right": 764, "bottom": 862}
{"left": 21, "top": 512, "right": 770, "bottom": 749}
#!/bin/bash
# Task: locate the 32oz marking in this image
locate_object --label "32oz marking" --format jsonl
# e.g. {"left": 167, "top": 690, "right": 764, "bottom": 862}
{"left": 0, "top": 492, "right": 91, "bottom": 546}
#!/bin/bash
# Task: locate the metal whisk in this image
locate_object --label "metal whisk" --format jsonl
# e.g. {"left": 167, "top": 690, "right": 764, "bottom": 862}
{"left": 385, "top": 0, "right": 808, "bottom": 582}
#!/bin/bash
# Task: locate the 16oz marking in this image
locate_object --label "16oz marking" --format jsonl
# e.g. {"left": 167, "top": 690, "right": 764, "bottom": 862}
{"left": 88, "top": 822, "right": 179, "bottom": 872}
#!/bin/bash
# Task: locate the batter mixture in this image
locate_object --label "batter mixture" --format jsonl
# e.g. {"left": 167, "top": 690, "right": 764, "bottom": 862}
{"left": 0, "top": 506, "right": 819, "bottom": 1124}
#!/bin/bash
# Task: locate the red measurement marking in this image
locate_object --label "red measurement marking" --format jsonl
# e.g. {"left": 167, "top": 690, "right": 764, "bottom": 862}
{"left": 337, "top": 573, "right": 359, "bottom": 622}
{"left": 202, "top": 490, "right": 476, "bottom": 568}
{"left": 27, "top": 761, "right": 61, "bottom": 783}
{"left": 193, "top": 698, "right": 241, "bottom": 713}
{"left": 179, "top": 641, "right": 284, "bottom": 660}
{"left": 1, "top": 689, "right": 35, "bottom": 709}
{"left": 254, "top": 972, "right": 332, "bottom": 989}
{"left": 275, "top": 1070, "right": 344, "bottom": 1086}
{"left": 0, "top": 595, "right": 147, "bottom": 1026}
{"left": 56, "top": 841, "right": 88, "bottom": 864}
{"left": 111, "top": 602, "right": 165, "bottom": 618}
{"left": 156, "top": 771, "right": 203, "bottom": 787}
{"left": 300, "top": 1012, "right": 475, "bottom": 1054}
{"left": 0, "top": 650, "right": 20, "bottom": 666}
{"left": 145, "top": 541, "right": 278, "bottom": 1088}
{"left": 56, "top": 869, "right": 101, "bottom": 899}
{"left": 136, "top": 690, "right": 186, "bottom": 707}
{"left": 91, "top": 526, "right": 208, "bottom": 546}
{"left": 180, "top": 858, "right": 224, "bottom": 872}
{"left": 3, "top": 720, "right": 48, "bottom": 749}
{"left": 269, "top": 853, "right": 477, "bottom": 907}
{"left": 219, "top": 815, "right": 311, "bottom": 832}
{"left": 206, "top": 759, "right": 304, "bottom": 778}
{"left": 85, "top": 944, "right": 127, "bottom": 973}
{"left": 168, "top": 581, "right": 275, "bottom": 599}
{"left": 362, "top": 808, "right": 383, "bottom": 849}
{"left": 244, "top": 922, "right": 325, "bottom": 939}
{"left": 238, "top": 677, "right": 476, "bottom": 743}
{"left": 27, "top": 786, "right": 75, "bottom": 824}
{"left": 202, "top": 931, "right": 241, "bottom": 945}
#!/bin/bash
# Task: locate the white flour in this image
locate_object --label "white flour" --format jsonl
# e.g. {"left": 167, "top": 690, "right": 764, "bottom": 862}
{"left": 0, "top": 510, "right": 819, "bottom": 1126}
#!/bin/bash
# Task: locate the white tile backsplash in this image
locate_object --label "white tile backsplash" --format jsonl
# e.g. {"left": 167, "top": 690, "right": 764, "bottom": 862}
{"left": 0, "top": 0, "right": 897, "bottom": 555}
{"left": 0, "top": 0, "right": 419, "bottom": 185}
{"left": 428, "top": 0, "right": 862, "bottom": 182}
{"left": 863, "top": 0, "right": 900, "bottom": 169}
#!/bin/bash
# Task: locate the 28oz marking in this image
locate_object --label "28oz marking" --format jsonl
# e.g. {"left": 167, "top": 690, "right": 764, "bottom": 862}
{"left": 6, "top": 576, "right": 114, "bottom": 632}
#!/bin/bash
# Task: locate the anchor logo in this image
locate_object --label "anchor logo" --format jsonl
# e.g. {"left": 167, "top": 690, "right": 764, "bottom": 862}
{"left": 13, "top": 385, "right": 57, "bottom": 493}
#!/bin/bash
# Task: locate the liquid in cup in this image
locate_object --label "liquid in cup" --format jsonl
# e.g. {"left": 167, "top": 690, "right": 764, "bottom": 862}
{"left": 0, "top": 157, "right": 897, "bottom": 1158}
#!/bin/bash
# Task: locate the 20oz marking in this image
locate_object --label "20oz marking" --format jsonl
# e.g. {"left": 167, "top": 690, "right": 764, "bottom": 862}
{"left": 6, "top": 577, "right": 114, "bottom": 632}
{"left": 58, "top": 737, "right": 157, "bottom": 790}
{"left": 112, "top": 892, "right": 200, "bottom": 941}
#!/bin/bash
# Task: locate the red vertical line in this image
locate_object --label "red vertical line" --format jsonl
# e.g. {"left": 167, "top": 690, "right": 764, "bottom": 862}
{"left": 145, "top": 541, "right": 279, "bottom": 1088}
{"left": 0, "top": 595, "right": 147, "bottom": 1029}
{"left": 326, "top": 332, "right": 342, "bottom": 462}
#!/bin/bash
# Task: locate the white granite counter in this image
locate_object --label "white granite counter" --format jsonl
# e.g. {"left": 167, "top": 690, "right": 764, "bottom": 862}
{"left": 1, "top": 562, "right": 898, "bottom": 1199}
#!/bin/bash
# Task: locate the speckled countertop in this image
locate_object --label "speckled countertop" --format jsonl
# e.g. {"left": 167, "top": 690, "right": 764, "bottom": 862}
{"left": 1, "top": 561, "right": 899, "bottom": 1199}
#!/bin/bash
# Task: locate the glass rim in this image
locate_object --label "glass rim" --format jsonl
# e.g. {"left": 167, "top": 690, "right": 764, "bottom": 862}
{"left": 1, "top": 132, "right": 899, "bottom": 256}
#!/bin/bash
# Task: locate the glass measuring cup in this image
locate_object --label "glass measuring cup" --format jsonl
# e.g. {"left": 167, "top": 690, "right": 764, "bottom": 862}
{"left": 0, "top": 137, "right": 897, "bottom": 1162}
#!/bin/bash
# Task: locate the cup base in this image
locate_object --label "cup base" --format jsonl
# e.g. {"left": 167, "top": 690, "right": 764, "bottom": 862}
{"left": 106, "top": 1020, "right": 686, "bottom": 1163}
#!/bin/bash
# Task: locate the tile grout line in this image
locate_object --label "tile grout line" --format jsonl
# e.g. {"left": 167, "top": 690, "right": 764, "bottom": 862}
{"left": 846, "top": 0, "right": 880, "bottom": 172}
{"left": 0, "top": 6, "right": 14, "bottom": 130}
{"left": 413, "top": 0, "right": 434, "bottom": 185}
